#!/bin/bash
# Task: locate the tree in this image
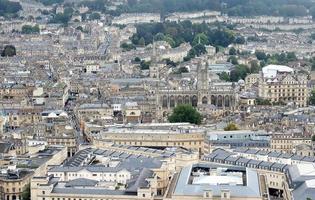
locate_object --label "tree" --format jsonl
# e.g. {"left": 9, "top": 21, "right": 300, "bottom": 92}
{"left": 38, "top": 0, "right": 64, "bottom": 6}
{"left": 76, "top": 26, "right": 84, "bottom": 32}
{"left": 21, "top": 183, "right": 30, "bottom": 200}
{"left": 312, "top": 135, "right": 315, "bottom": 142}
{"left": 1, "top": 45, "right": 16, "bottom": 57}
{"left": 21, "top": 25, "right": 40, "bottom": 34}
{"left": 224, "top": 123, "right": 239, "bottom": 131}
{"left": 0, "top": 0, "right": 22, "bottom": 16}
{"left": 134, "top": 57, "right": 141, "bottom": 62}
{"left": 286, "top": 52, "right": 297, "bottom": 62}
{"left": 89, "top": 12, "right": 101, "bottom": 20}
{"left": 218, "top": 72, "right": 230, "bottom": 81}
{"left": 229, "top": 47, "right": 237, "bottom": 55}
{"left": 310, "top": 89, "right": 315, "bottom": 105}
{"left": 193, "top": 44, "right": 206, "bottom": 56}
{"left": 140, "top": 60, "right": 150, "bottom": 70}
{"left": 163, "top": 35, "right": 176, "bottom": 48}
{"left": 228, "top": 56, "right": 238, "bottom": 65}
{"left": 256, "top": 98, "right": 271, "bottom": 105}
{"left": 255, "top": 51, "right": 267, "bottom": 61}
{"left": 192, "top": 33, "right": 209, "bottom": 46}
{"left": 230, "top": 64, "right": 249, "bottom": 82}
{"left": 178, "top": 66, "right": 189, "bottom": 73}
{"left": 154, "top": 33, "right": 165, "bottom": 41}
{"left": 311, "top": 6, "right": 315, "bottom": 21}
{"left": 250, "top": 60, "right": 260, "bottom": 73}
{"left": 278, "top": 5, "right": 307, "bottom": 17}
{"left": 234, "top": 36, "right": 245, "bottom": 44}
{"left": 138, "top": 37, "right": 145, "bottom": 46}
{"left": 120, "top": 43, "right": 135, "bottom": 51}
{"left": 168, "top": 104, "right": 202, "bottom": 125}
{"left": 312, "top": 61, "right": 315, "bottom": 71}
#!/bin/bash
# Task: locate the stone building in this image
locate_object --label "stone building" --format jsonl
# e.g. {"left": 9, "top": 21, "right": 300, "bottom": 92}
{"left": 0, "top": 170, "right": 33, "bottom": 200}
{"left": 89, "top": 123, "right": 205, "bottom": 155}
{"left": 255, "top": 65, "right": 308, "bottom": 107}
{"left": 156, "top": 59, "right": 237, "bottom": 120}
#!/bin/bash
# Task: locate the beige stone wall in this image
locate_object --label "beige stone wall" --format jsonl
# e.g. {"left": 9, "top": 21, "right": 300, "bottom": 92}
{"left": 0, "top": 172, "right": 33, "bottom": 200}
{"left": 94, "top": 132, "right": 204, "bottom": 155}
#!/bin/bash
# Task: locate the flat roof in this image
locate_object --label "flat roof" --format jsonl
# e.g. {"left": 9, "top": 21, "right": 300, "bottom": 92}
{"left": 173, "top": 164, "right": 261, "bottom": 197}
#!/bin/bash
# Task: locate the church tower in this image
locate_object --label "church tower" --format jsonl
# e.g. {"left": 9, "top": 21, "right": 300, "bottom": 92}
{"left": 197, "top": 58, "right": 210, "bottom": 105}
{"left": 197, "top": 59, "right": 209, "bottom": 91}
{"left": 150, "top": 41, "right": 160, "bottom": 78}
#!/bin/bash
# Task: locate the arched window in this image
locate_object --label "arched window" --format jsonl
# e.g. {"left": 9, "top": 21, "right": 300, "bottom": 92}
{"left": 202, "top": 96, "right": 208, "bottom": 104}
{"left": 192, "top": 96, "right": 198, "bottom": 107}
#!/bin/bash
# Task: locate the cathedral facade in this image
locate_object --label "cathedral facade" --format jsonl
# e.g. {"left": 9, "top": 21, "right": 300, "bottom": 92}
{"left": 155, "top": 59, "right": 238, "bottom": 120}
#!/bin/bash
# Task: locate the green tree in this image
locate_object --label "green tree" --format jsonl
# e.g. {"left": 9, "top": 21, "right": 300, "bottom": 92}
{"left": 192, "top": 33, "right": 209, "bottom": 46}
{"left": 311, "top": 136, "right": 315, "bottom": 142}
{"left": 0, "top": 0, "right": 22, "bottom": 16}
{"left": 234, "top": 36, "right": 245, "bottom": 44}
{"left": 21, "top": 25, "right": 40, "bottom": 34}
{"left": 218, "top": 72, "right": 230, "bottom": 81}
{"left": 154, "top": 33, "right": 165, "bottom": 41}
{"left": 163, "top": 35, "right": 176, "bottom": 48}
{"left": 39, "top": 0, "right": 64, "bottom": 6}
{"left": 120, "top": 43, "right": 135, "bottom": 51}
{"left": 250, "top": 60, "right": 260, "bottom": 73}
{"left": 286, "top": 52, "right": 297, "bottom": 62}
{"left": 134, "top": 57, "right": 141, "bottom": 62}
{"left": 229, "top": 47, "right": 237, "bottom": 55}
{"left": 311, "top": 6, "right": 315, "bottom": 21}
{"left": 278, "top": 5, "right": 307, "bottom": 17}
{"left": 224, "top": 123, "right": 239, "bottom": 131}
{"left": 140, "top": 60, "right": 150, "bottom": 70}
{"left": 256, "top": 98, "right": 271, "bottom": 105}
{"left": 138, "top": 37, "right": 145, "bottom": 46}
{"left": 76, "top": 26, "right": 84, "bottom": 32}
{"left": 21, "top": 183, "right": 30, "bottom": 200}
{"left": 310, "top": 89, "right": 315, "bottom": 105}
{"left": 89, "top": 12, "right": 101, "bottom": 20}
{"left": 228, "top": 56, "right": 238, "bottom": 65}
{"left": 1, "top": 45, "right": 16, "bottom": 57}
{"left": 193, "top": 44, "right": 206, "bottom": 56}
{"left": 312, "top": 61, "right": 315, "bottom": 71}
{"left": 255, "top": 51, "right": 267, "bottom": 61}
{"left": 168, "top": 104, "right": 202, "bottom": 125}
{"left": 230, "top": 64, "right": 249, "bottom": 82}
{"left": 178, "top": 66, "right": 189, "bottom": 73}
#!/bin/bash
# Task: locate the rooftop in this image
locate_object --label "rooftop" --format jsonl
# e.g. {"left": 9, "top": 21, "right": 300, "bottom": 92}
{"left": 262, "top": 64, "right": 293, "bottom": 78}
{"left": 173, "top": 163, "right": 261, "bottom": 197}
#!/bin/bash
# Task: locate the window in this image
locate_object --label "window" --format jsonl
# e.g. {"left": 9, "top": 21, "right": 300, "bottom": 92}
{"left": 42, "top": 191, "right": 45, "bottom": 195}
{"left": 142, "top": 194, "right": 145, "bottom": 197}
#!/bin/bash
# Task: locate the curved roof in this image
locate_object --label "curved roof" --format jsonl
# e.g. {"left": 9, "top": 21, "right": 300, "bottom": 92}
{"left": 262, "top": 65, "right": 293, "bottom": 78}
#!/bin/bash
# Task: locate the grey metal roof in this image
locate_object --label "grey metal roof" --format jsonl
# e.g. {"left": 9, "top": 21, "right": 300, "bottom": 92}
{"left": 268, "top": 151, "right": 282, "bottom": 158}
{"left": 52, "top": 187, "right": 128, "bottom": 196}
{"left": 292, "top": 181, "right": 315, "bottom": 200}
{"left": 173, "top": 164, "right": 261, "bottom": 197}
{"left": 291, "top": 155, "right": 304, "bottom": 161}
{"left": 225, "top": 156, "right": 239, "bottom": 162}
{"left": 65, "top": 178, "right": 98, "bottom": 187}
{"left": 278, "top": 153, "right": 293, "bottom": 159}
{"left": 50, "top": 157, "right": 162, "bottom": 173}
{"left": 126, "top": 168, "right": 153, "bottom": 192}
{"left": 302, "top": 156, "right": 315, "bottom": 162}
{"left": 258, "top": 161, "right": 273, "bottom": 168}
